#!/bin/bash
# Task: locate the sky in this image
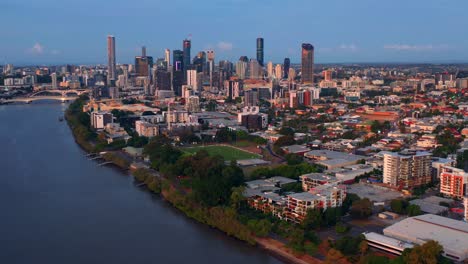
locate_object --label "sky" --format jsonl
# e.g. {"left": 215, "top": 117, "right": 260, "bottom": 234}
{"left": 2, "top": 0, "right": 468, "bottom": 65}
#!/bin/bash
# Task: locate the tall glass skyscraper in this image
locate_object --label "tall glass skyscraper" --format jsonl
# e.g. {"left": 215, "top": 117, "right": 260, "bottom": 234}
{"left": 183, "top": 39, "right": 191, "bottom": 69}
{"left": 107, "top": 35, "right": 116, "bottom": 82}
{"left": 283, "top": 58, "right": 290, "bottom": 79}
{"left": 173, "top": 50, "right": 184, "bottom": 96}
{"left": 301, "top": 43, "right": 314, "bottom": 84}
{"left": 256, "top": 38, "right": 264, "bottom": 67}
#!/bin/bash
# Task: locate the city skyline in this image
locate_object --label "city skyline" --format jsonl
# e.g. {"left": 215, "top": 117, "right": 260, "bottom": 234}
{"left": 2, "top": 0, "right": 468, "bottom": 65}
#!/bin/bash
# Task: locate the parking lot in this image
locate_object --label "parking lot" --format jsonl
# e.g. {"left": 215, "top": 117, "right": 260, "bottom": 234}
{"left": 347, "top": 183, "right": 404, "bottom": 202}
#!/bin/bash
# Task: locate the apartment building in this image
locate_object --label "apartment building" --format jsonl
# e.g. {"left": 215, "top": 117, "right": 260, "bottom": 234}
{"left": 300, "top": 173, "right": 341, "bottom": 191}
{"left": 284, "top": 184, "right": 346, "bottom": 223}
{"left": 440, "top": 166, "right": 468, "bottom": 199}
{"left": 383, "top": 150, "right": 432, "bottom": 190}
{"left": 135, "top": 120, "right": 160, "bottom": 138}
{"left": 91, "top": 111, "right": 113, "bottom": 129}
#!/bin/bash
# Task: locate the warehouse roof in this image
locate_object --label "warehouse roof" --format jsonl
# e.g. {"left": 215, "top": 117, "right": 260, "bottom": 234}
{"left": 383, "top": 214, "right": 468, "bottom": 261}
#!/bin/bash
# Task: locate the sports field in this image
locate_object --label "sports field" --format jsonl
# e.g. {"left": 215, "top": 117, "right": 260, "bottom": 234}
{"left": 182, "top": 145, "right": 261, "bottom": 161}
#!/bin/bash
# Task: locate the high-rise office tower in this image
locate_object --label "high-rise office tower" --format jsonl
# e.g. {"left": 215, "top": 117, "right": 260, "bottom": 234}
{"left": 288, "top": 68, "right": 296, "bottom": 82}
{"left": 107, "top": 35, "right": 116, "bottom": 82}
{"left": 183, "top": 39, "right": 191, "bottom": 69}
{"left": 192, "top": 51, "right": 206, "bottom": 73}
{"left": 135, "top": 46, "right": 154, "bottom": 77}
{"left": 267, "top": 62, "right": 274, "bottom": 78}
{"left": 249, "top": 59, "right": 260, "bottom": 79}
{"left": 172, "top": 50, "right": 184, "bottom": 96}
{"left": 301, "top": 43, "right": 314, "bottom": 84}
{"left": 275, "top": 64, "right": 282, "bottom": 80}
{"left": 239, "top": 56, "right": 249, "bottom": 63}
{"left": 173, "top": 50, "right": 184, "bottom": 72}
{"left": 51, "top": 72, "right": 57, "bottom": 89}
{"left": 187, "top": 69, "right": 200, "bottom": 92}
{"left": 256, "top": 38, "right": 264, "bottom": 67}
{"left": 283, "top": 58, "right": 290, "bottom": 78}
{"left": 207, "top": 50, "right": 215, "bottom": 90}
{"left": 165, "top": 49, "right": 171, "bottom": 67}
{"left": 236, "top": 61, "right": 248, "bottom": 79}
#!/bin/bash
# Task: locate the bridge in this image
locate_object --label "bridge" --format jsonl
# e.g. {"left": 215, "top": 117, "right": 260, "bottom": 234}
{"left": 29, "top": 89, "right": 89, "bottom": 97}
{"left": 1, "top": 96, "right": 78, "bottom": 104}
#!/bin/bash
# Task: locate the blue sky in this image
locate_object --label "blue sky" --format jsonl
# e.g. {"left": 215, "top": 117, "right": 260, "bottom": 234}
{"left": 2, "top": 0, "right": 468, "bottom": 65}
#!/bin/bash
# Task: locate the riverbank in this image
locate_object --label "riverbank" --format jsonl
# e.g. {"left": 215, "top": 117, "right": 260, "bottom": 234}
{"left": 64, "top": 99, "right": 322, "bottom": 264}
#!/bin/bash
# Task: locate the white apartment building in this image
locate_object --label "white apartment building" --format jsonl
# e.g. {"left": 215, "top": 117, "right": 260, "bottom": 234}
{"left": 135, "top": 120, "right": 159, "bottom": 138}
{"left": 91, "top": 111, "right": 113, "bottom": 129}
{"left": 383, "top": 150, "right": 432, "bottom": 189}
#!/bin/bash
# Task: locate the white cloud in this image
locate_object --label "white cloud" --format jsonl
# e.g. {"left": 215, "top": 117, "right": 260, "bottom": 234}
{"left": 28, "top": 42, "right": 44, "bottom": 55}
{"left": 338, "top": 44, "right": 358, "bottom": 52}
{"left": 217, "top": 41, "right": 233, "bottom": 52}
{"left": 383, "top": 44, "right": 449, "bottom": 51}
{"left": 318, "top": 44, "right": 358, "bottom": 53}
{"left": 51, "top": 49, "right": 60, "bottom": 55}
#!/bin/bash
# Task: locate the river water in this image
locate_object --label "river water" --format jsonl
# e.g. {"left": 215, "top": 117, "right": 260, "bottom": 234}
{"left": 0, "top": 102, "right": 282, "bottom": 264}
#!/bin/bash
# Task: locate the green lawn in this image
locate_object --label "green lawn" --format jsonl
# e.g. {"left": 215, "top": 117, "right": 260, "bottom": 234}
{"left": 182, "top": 145, "right": 260, "bottom": 161}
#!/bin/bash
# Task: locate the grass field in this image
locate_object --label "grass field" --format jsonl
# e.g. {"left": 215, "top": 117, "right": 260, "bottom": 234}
{"left": 182, "top": 145, "right": 261, "bottom": 161}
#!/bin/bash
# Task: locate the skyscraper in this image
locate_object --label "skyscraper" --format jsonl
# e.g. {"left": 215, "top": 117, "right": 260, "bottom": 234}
{"left": 183, "top": 39, "right": 191, "bottom": 69}
{"left": 267, "top": 61, "right": 274, "bottom": 78}
{"left": 301, "top": 43, "right": 314, "bottom": 84}
{"left": 207, "top": 50, "right": 215, "bottom": 90}
{"left": 249, "top": 59, "right": 260, "bottom": 79}
{"left": 172, "top": 50, "right": 184, "bottom": 96}
{"left": 135, "top": 46, "right": 153, "bottom": 77}
{"left": 275, "top": 64, "right": 282, "bottom": 80}
{"left": 51, "top": 72, "right": 57, "bottom": 89}
{"left": 192, "top": 51, "right": 206, "bottom": 73}
{"left": 165, "top": 49, "right": 171, "bottom": 67}
{"left": 256, "top": 38, "right": 264, "bottom": 67}
{"left": 236, "top": 60, "right": 248, "bottom": 79}
{"left": 187, "top": 69, "right": 201, "bottom": 92}
{"left": 107, "top": 35, "right": 116, "bottom": 82}
{"left": 283, "top": 58, "right": 290, "bottom": 79}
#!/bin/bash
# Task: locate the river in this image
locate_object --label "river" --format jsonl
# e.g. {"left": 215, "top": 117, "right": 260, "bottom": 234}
{"left": 0, "top": 101, "right": 283, "bottom": 264}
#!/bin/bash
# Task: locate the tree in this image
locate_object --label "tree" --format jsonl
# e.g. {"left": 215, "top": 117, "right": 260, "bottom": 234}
{"left": 247, "top": 219, "right": 272, "bottom": 237}
{"left": 288, "top": 228, "right": 305, "bottom": 252}
{"left": 274, "top": 135, "right": 296, "bottom": 147}
{"left": 302, "top": 208, "right": 324, "bottom": 230}
{"left": 404, "top": 240, "right": 443, "bottom": 264}
{"left": 390, "top": 199, "right": 408, "bottom": 214}
{"left": 359, "top": 240, "right": 369, "bottom": 256}
{"left": 285, "top": 153, "right": 303, "bottom": 165}
{"left": 350, "top": 198, "right": 372, "bottom": 219}
{"left": 334, "top": 235, "right": 364, "bottom": 256}
{"left": 342, "top": 193, "right": 360, "bottom": 214}
{"left": 279, "top": 126, "right": 295, "bottom": 136}
{"left": 406, "top": 204, "right": 422, "bottom": 216}
{"left": 230, "top": 186, "right": 246, "bottom": 210}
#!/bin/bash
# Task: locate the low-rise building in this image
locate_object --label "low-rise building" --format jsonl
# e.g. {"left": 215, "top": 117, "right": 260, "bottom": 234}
{"left": 383, "top": 214, "right": 468, "bottom": 262}
{"left": 281, "top": 144, "right": 311, "bottom": 156}
{"left": 304, "top": 150, "right": 367, "bottom": 169}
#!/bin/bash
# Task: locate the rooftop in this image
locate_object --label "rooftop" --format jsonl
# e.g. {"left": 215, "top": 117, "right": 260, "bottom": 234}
{"left": 383, "top": 214, "right": 468, "bottom": 258}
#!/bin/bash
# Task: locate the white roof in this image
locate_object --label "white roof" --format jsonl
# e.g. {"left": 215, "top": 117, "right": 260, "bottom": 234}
{"left": 363, "top": 232, "right": 413, "bottom": 251}
{"left": 383, "top": 214, "right": 468, "bottom": 259}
